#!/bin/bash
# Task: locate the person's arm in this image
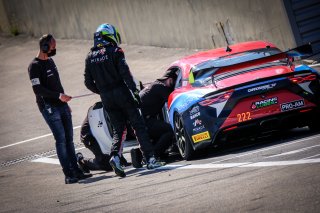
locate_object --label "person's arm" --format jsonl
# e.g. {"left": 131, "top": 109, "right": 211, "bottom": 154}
{"left": 156, "top": 83, "right": 172, "bottom": 102}
{"left": 114, "top": 48, "right": 137, "bottom": 92}
{"left": 28, "top": 63, "right": 60, "bottom": 99}
{"left": 84, "top": 58, "right": 100, "bottom": 94}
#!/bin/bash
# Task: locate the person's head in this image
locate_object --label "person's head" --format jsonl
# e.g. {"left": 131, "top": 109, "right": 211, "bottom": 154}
{"left": 95, "top": 23, "right": 121, "bottom": 47}
{"left": 39, "top": 34, "right": 56, "bottom": 57}
{"left": 157, "top": 69, "right": 178, "bottom": 89}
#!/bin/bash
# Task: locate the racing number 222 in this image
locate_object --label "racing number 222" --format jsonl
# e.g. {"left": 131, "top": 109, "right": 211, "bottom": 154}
{"left": 237, "top": 112, "right": 251, "bottom": 122}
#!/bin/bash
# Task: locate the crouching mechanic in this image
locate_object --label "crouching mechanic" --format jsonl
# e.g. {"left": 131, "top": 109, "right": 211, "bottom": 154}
{"left": 76, "top": 102, "right": 130, "bottom": 172}
{"left": 131, "top": 70, "right": 177, "bottom": 168}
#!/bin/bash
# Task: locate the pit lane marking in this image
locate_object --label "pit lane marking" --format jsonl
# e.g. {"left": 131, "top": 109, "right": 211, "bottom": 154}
{"left": 209, "top": 134, "right": 320, "bottom": 164}
{"left": 0, "top": 125, "right": 81, "bottom": 150}
{"left": 265, "top": 144, "right": 320, "bottom": 158}
{"left": 32, "top": 156, "right": 320, "bottom": 169}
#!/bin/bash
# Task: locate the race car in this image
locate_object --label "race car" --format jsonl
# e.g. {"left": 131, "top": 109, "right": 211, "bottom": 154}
{"left": 162, "top": 41, "right": 320, "bottom": 160}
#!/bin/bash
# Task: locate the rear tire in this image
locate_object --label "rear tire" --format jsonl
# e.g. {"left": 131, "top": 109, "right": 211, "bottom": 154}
{"left": 174, "top": 113, "right": 194, "bottom": 160}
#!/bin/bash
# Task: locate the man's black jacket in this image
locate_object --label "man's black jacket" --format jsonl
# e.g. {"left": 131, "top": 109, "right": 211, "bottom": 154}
{"left": 84, "top": 45, "right": 136, "bottom": 94}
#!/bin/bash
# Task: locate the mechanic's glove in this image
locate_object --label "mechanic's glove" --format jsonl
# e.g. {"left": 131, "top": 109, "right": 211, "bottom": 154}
{"left": 133, "top": 89, "right": 142, "bottom": 108}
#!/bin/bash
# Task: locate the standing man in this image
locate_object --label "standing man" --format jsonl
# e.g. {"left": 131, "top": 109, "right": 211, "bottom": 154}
{"left": 131, "top": 70, "right": 177, "bottom": 168}
{"left": 84, "top": 23, "right": 164, "bottom": 177}
{"left": 28, "top": 34, "right": 92, "bottom": 184}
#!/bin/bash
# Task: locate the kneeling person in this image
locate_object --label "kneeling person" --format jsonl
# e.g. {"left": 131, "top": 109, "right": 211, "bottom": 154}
{"left": 77, "top": 102, "right": 129, "bottom": 173}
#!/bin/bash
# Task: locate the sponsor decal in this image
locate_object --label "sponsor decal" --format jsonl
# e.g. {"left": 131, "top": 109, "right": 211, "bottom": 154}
{"left": 193, "top": 125, "right": 205, "bottom": 132}
{"left": 247, "top": 83, "right": 276, "bottom": 93}
{"left": 190, "top": 112, "right": 200, "bottom": 119}
{"left": 251, "top": 97, "right": 278, "bottom": 109}
{"left": 31, "top": 78, "right": 40, "bottom": 86}
{"left": 193, "top": 119, "right": 202, "bottom": 127}
{"left": 90, "top": 55, "right": 108, "bottom": 63}
{"left": 280, "top": 99, "right": 304, "bottom": 112}
{"left": 190, "top": 106, "right": 199, "bottom": 115}
{"left": 192, "top": 131, "right": 210, "bottom": 143}
{"left": 190, "top": 105, "right": 200, "bottom": 119}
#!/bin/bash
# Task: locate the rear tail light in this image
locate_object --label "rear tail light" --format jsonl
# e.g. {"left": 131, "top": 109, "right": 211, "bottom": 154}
{"left": 223, "top": 126, "right": 238, "bottom": 132}
{"left": 288, "top": 74, "right": 317, "bottom": 84}
{"left": 199, "top": 90, "right": 234, "bottom": 106}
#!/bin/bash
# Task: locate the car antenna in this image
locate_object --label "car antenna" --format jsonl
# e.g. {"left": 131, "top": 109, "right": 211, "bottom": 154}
{"left": 226, "top": 46, "right": 232, "bottom": 52}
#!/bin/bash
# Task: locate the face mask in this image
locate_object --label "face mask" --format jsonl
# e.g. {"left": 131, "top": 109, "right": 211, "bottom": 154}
{"left": 47, "top": 49, "right": 56, "bottom": 57}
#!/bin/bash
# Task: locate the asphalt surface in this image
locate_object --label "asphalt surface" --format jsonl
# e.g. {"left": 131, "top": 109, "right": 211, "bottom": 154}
{"left": 0, "top": 35, "right": 319, "bottom": 213}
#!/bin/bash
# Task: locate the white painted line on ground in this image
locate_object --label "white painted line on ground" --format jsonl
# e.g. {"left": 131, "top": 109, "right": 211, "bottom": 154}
{"left": 301, "top": 153, "right": 320, "bottom": 160}
{"left": 0, "top": 125, "right": 81, "bottom": 150}
{"left": 210, "top": 134, "right": 320, "bottom": 164}
{"left": 32, "top": 157, "right": 60, "bottom": 165}
{"left": 32, "top": 155, "right": 320, "bottom": 169}
{"left": 265, "top": 144, "right": 320, "bottom": 158}
{"left": 156, "top": 158, "right": 320, "bottom": 170}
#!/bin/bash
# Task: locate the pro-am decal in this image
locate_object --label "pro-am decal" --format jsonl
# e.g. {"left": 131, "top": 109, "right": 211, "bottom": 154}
{"left": 247, "top": 83, "right": 277, "bottom": 93}
{"left": 251, "top": 97, "right": 278, "bottom": 110}
{"left": 280, "top": 99, "right": 305, "bottom": 112}
{"left": 192, "top": 131, "right": 210, "bottom": 143}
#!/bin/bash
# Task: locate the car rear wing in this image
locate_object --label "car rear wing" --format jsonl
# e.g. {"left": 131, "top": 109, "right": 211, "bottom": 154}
{"left": 189, "top": 43, "right": 314, "bottom": 84}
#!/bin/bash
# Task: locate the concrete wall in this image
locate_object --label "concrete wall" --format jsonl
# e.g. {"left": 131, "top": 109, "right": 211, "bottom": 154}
{"left": 0, "top": 0, "right": 296, "bottom": 50}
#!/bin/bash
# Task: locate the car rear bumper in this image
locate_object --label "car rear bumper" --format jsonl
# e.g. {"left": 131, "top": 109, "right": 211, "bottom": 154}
{"left": 213, "top": 107, "right": 320, "bottom": 144}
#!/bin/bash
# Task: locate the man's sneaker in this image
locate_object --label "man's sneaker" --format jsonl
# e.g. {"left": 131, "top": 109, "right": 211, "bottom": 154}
{"left": 130, "top": 148, "right": 143, "bottom": 168}
{"left": 76, "top": 152, "right": 90, "bottom": 173}
{"left": 146, "top": 156, "right": 165, "bottom": 170}
{"left": 109, "top": 155, "right": 126, "bottom": 177}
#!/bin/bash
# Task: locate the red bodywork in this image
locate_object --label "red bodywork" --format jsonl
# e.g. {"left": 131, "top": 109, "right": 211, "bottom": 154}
{"left": 167, "top": 41, "right": 280, "bottom": 107}
{"left": 166, "top": 40, "right": 319, "bottom": 134}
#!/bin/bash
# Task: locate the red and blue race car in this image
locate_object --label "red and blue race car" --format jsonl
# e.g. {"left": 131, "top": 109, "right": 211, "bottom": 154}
{"left": 162, "top": 41, "right": 320, "bottom": 160}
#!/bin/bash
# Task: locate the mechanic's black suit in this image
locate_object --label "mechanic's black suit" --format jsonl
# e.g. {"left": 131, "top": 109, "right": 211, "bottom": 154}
{"left": 84, "top": 43, "right": 153, "bottom": 159}
{"left": 139, "top": 80, "right": 175, "bottom": 157}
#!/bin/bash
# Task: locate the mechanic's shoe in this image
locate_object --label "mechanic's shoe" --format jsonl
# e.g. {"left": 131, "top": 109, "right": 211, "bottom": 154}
{"left": 72, "top": 169, "right": 93, "bottom": 180}
{"left": 76, "top": 152, "right": 90, "bottom": 173}
{"left": 109, "top": 155, "right": 126, "bottom": 177}
{"left": 130, "top": 148, "right": 143, "bottom": 168}
{"left": 146, "top": 156, "right": 165, "bottom": 170}
{"left": 120, "top": 155, "right": 132, "bottom": 167}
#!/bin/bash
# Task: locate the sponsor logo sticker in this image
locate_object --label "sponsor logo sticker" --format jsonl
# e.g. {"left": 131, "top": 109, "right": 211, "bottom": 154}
{"left": 280, "top": 99, "right": 304, "bottom": 112}
{"left": 192, "top": 131, "right": 210, "bottom": 143}
{"left": 247, "top": 83, "right": 276, "bottom": 93}
{"left": 190, "top": 112, "right": 200, "bottom": 119}
{"left": 193, "top": 125, "right": 205, "bottom": 132}
{"left": 193, "top": 119, "right": 202, "bottom": 127}
{"left": 251, "top": 97, "right": 278, "bottom": 109}
{"left": 31, "top": 78, "right": 40, "bottom": 86}
{"left": 190, "top": 105, "right": 201, "bottom": 119}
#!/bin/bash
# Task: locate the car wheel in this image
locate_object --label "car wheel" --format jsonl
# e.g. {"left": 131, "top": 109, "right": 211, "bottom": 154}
{"left": 174, "top": 113, "right": 194, "bottom": 160}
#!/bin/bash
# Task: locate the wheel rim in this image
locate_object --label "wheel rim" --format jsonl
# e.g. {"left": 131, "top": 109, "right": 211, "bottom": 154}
{"left": 174, "top": 115, "right": 186, "bottom": 157}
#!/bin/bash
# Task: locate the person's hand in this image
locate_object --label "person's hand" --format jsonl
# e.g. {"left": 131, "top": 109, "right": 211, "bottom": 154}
{"left": 59, "top": 93, "right": 72, "bottom": 102}
{"left": 133, "top": 89, "right": 141, "bottom": 107}
{"left": 68, "top": 105, "right": 72, "bottom": 113}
